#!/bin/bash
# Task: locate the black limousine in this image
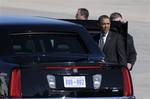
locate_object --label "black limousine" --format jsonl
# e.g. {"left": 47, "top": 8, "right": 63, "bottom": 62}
{"left": 0, "top": 16, "right": 135, "bottom": 99}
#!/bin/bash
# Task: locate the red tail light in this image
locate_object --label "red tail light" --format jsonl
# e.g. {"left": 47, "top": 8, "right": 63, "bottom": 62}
{"left": 122, "top": 67, "right": 133, "bottom": 96}
{"left": 9, "top": 68, "right": 21, "bottom": 97}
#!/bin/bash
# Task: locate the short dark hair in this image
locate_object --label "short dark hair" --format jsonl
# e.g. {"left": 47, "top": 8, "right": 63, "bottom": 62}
{"left": 98, "top": 15, "right": 110, "bottom": 24}
{"left": 110, "top": 12, "right": 122, "bottom": 21}
{"left": 78, "top": 8, "right": 89, "bottom": 19}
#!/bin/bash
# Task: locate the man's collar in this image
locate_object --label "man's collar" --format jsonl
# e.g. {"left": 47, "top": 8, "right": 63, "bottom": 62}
{"left": 101, "top": 31, "right": 109, "bottom": 36}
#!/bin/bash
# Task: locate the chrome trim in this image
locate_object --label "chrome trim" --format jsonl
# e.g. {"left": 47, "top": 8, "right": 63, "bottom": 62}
{"left": 43, "top": 96, "right": 136, "bottom": 99}
{"left": 7, "top": 96, "right": 135, "bottom": 99}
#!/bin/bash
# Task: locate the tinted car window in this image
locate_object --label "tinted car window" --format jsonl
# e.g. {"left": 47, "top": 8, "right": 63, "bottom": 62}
{"left": 10, "top": 33, "right": 88, "bottom": 54}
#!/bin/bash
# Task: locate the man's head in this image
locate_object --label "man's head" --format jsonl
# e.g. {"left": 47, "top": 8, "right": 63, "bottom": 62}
{"left": 110, "top": 12, "right": 123, "bottom": 22}
{"left": 98, "top": 15, "right": 111, "bottom": 33}
{"left": 75, "top": 8, "right": 89, "bottom": 20}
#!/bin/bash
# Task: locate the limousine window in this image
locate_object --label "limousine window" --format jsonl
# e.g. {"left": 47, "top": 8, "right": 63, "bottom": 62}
{"left": 10, "top": 33, "right": 88, "bottom": 54}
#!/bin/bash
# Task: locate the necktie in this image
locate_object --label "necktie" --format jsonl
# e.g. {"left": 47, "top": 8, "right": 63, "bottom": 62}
{"left": 99, "top": 33, "right": 105, "bottom": 50}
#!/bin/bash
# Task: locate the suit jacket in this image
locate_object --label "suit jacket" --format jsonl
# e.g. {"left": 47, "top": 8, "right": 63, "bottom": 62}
{"left": 93, "top": 31, "right": 127, "bottom": 66}
{"left": 127, "top": 34, "right": 137, "bottom": 67}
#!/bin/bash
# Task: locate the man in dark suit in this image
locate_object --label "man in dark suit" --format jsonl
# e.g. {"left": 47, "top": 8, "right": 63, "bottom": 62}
{"left": 110, "top": 12, "right": 137, "bottom": 70}
{"left": 93, "top": 15, "right": 127, "bottom": 66}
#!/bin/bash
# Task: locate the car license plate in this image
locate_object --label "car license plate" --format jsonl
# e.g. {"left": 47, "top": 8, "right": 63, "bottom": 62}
{"left": 63, "top": 76, "right": 86, "bottom": 88}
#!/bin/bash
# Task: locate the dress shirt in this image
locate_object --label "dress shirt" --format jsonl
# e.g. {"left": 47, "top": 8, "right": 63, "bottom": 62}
{"left": 98, "top": 32, "right": 109, "bottom": 50}
{"left": 103, "top": 32, "right": 109, "bottom": 44}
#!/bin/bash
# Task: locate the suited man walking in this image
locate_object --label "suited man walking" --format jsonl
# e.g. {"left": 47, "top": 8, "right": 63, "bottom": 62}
{"left": 93, "top": 15, "right": 127, "bottom": 66}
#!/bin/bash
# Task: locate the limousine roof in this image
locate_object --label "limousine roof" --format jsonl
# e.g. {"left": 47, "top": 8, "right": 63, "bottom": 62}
{"left": 0, "top": 16, "right": 75, "bottom": 25}
{"left": 0, "top": 16, "right": 87, "bottom": 30}
{"left": 0, "top": 16, "right": 88, "bottom": 34}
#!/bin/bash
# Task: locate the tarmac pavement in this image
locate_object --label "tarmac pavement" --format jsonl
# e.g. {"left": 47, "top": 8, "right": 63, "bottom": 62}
{"left": 0, "top": 0, "right": 150, "bottom": 98}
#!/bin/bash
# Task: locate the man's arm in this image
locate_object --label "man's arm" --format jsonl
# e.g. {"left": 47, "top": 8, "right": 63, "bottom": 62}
{"left": 117, "top": 34, "right": 127, "bottom": 66}
{"left": 127, "top": 34, "right": 137, "bottom": 70}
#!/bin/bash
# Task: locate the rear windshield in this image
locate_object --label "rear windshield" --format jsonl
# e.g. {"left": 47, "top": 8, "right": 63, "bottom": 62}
{"left": 9, "top": 32, "right": 88, "bottom": 55}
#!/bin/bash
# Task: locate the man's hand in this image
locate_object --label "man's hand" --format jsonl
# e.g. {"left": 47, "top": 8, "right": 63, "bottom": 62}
{"left": 127, "top": 63, "right": 132, "bottom": 71}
